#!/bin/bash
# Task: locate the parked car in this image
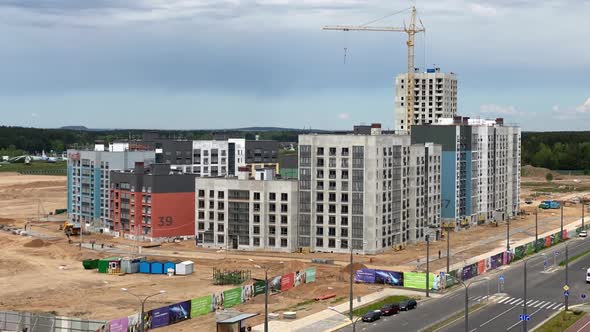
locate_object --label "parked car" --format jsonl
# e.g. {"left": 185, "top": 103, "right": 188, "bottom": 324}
{"left": 580, "top": 230, "right": 588, "bottom": 238}
{"left": 399, "top": 299, "right": 418, "bottom": 311}
{"left": 586, "top": 268, "right": 590, "bottom": 283}
{"left": 362, "top": 310, "right": 382, "bottom": 322}
{"left": 380, "top": 303, "right": 400, "bottom": 316}
{"left": 525, "top": 198, "right": 533, "bottom": 205}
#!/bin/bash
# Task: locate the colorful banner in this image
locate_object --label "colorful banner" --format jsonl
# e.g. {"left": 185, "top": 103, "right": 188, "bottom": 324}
{"left": 563, "top": 229, "right": 569, "bottom": 240}
{"left": 108, "top": 317, "right": 129, "bottom": 332}
{"left": 269, "top": 276, "right": 282, "bottom": 293}
{"left": 305, "top": 267, "right": 316, "bottom": 283}
{"left": 242, "top": 283, "right": 255, "bottom": 302}
{"left": 461, "top": 264, "right": 477, "bottom": 281}
{"left": 213, "top": 292, "right": 224, "bottom": 311}
{"left": 403, "top": 272, "right": 435, "bottom": 290}
{"left": 545, "top": 235, "right": 552, "bottom": 248}
{"left": 149, "top": 307, "right": 170, "bottom": 329}
{"left": 526, "top": 242, "right": 535, "bottom": 255}
{"left": 536, "top": 239, "right": 545, "bottom": 250}
{"left": 281, "top": 273, "right": 295, "bottom": 292}
{"left": 514, "top": 245, "right": 525, "bottom": 260}
{"left": 491, "top": 253, "right": 503, "bottom": 269}
{"left": 168, "top": 301, "right": 190, "bottom": 325}
{"left": 294, "top": 270, "right": 306, "bottom": 286}
{"left": 355, "top": 269, "right": 376, "bottom": 283}
{"left": 223, "top": 287, "right": 243, "bottom": 308}
{"left": 127, "top": 313, "right": 139, "bottom": 332}
{"left": 485, "top": 257, "right": 492, "bottom": 271}
{"left": 477, "top": 260, "right": 486, "bottom": 275}
{"left": 190, "top": 296, "right": 212, "bottom": 318}
{"left": 503, "top": 251, "right": 513, "bottom": 265}
{"left": 253, "top": 280, "right": 267, "bottom": 296}
{"left": 434, "top": 274, "right": 446, "bottom": 290}
{"left": 375, "top": 270, "right": 404, "bottom": 286}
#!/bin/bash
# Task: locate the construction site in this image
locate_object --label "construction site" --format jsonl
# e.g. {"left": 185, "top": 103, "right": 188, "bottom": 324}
{"left": 0, "top": 165, "right": 589, "bottom": 331}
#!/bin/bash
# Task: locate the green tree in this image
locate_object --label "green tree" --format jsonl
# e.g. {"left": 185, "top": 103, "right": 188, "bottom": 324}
{"left": 546, "top": 173, "right": 553, "bottom": 182}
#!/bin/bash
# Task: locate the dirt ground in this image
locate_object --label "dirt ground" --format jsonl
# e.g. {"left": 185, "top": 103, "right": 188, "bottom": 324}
{"left": 2, "top": 170, "right": 590, "bottom": 331}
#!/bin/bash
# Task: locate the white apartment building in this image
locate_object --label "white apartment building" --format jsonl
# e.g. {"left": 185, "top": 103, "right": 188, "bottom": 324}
{"left": 195, "top": 174, "right": 299, "bottom": 252}
{"left": 394, "top": 68, "right": 458, "bottom": 133}
{"left": 298, "top": 124, "right": 442, "bottom": 254}
{"left": 191, "top": 140, "right": 230, "bottom": 177}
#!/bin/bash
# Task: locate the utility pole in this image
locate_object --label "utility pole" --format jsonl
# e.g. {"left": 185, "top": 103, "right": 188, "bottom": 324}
{"left": 583, "top": 203, "right": 585, "bottom": 229}
{"left": 349, "top": 244, "right": 354, "bottom": 325}
{"left": 264, "top": 268, "right": 269, "bottom": 332}
{"left": 535, "top": 210, "right": 538, "bottom": 252}
{"left": 506, "top": 214, "right": 510, "bottom": 252}
{"left": 426, "top": 235, "right": 430, "bottom": 298}
{"left": 523, "top": 259, "right": 528, "bottom": 332}
{"left": 446, "top": 228, "right": 451, "bottom": 273}
{"left": 561, "top": 204, "right": 564, "bottom": 241}
{"left": 565, "top": 243, "right": 569, "bottom": 311}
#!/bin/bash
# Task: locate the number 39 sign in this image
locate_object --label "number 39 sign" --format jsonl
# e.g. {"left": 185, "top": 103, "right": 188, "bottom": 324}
{"left": 158, "top": 216, "right": 173, "bottom": 226}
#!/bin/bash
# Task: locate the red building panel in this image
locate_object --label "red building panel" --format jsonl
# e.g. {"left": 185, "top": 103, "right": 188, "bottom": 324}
{"left": 150, "top": 192, "right": 195, "bottom": 238}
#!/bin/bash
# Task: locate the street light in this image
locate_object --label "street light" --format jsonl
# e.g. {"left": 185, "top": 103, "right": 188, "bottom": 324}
{"left": 446, "top": 275, "right": 489, "bottom": 332}
{"left": 336, "top": 239, "right": 366, "bottom": 332}
{"left": 328, "top": 306, "right": 363, "bottom": 331}
{"left": 252, "top": 263, "right": 270, "bottom": 332}
{"left": 564, "top": 237, "right": 584, "bottom": 311}
{"left": 121, "top": 288, "right": 165, "bottom": 332}
{"left": 521, "top": 254, "right": 547, "bottom": 332}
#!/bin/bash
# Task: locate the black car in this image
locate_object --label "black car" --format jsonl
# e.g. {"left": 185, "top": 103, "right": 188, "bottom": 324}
{"left": 399, "top": 299, "right": 417, "bottom": 311}
{"left": 362, "top": 310, "right": 382, "bottom": 322}
{"left": 380, "top": 303, "right": 400, "bottom": 316}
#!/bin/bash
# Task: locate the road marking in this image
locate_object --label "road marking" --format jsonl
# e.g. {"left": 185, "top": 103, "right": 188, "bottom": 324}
{"left": 473, "top": 296, "right": 483, "bottom": 301}
{"left": 537, "top": 301, "right": 549, "bottom": 309}
{"left": 546, "top": 303, "right": 558, "bottom": 310}
{"left": 480, "top": 305, "right": 518, "bottom": 327}
{"left": 575, "top": 317, "right": 590, "bottom": 332}
{"left": 498, "top": 297, "right": 510, "bottom": 304}
{"left": 555, "top": 304, "right": 565, "bottom": 310}
{"left": 506, "top": 298, "right": 520, "bottom": 305}
{"left": 513, "top": 299, "right": 524, "bottom": 306}
{"left": 528, "top": 300, "right": 539, "bottom": 307}
{"left": 505, "top": 307, "right": 543, "bottom": 331}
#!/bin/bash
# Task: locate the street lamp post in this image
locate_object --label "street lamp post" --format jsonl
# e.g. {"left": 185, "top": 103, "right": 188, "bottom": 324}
{"left": 564, "top": 239, "right": 583, "bottom": 311}
{"left": 446, "top": 275, "right": 489, "bottom": 332}
{"left": 535, "top": 210, "right": 539, "bottom": 252}
{"left": 328, "top": 307, "right": 362, "bottom": 332}
{"left": 121, "top": 288, "right": 165, "bottom": 332}
{"left": 583, "top": 204, "right": 585, "bottom": 229}
{"left": 447, "top": 227, "right": 451, "bottom": 273}
{"left": 507, "top": 214, "right": 511, "bottom": 252}
{"left": 426, "top": 235, "right": 430, "bottom": 298}
{"left": 252, "top": 263, "right": 270, "bottom": 332}
{"left": 561, "top": 204, "right": 564, "bottom": 242}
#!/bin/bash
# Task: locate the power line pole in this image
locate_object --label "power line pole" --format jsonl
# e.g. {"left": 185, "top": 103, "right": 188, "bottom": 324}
{"left": 446, "top": 228, "right": 450, "bottom": 273}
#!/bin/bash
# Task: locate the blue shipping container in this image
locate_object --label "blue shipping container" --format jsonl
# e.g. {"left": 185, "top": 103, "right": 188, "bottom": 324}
{"left": 151, "top": 262, "right": 164, "bottom": 274}
{"left": 164, "top": 262, "right": 176, "bottom": 274}
{"left": 139, "top": 261, "right": 151, "bottom": 274}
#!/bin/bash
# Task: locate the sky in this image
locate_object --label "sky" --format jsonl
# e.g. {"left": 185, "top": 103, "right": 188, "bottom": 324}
{"left": 0, "top": 0, "right": 589, "bottom": 131}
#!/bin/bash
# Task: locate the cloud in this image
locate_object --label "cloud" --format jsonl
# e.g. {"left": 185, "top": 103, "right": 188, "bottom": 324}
{"left": 338, "top": 112, "right": 350, "bottom": 120}
{"left": 31, "top": 112, "right": 38, "bottom": 117}
{"left": 576, "top": 98, "right": 590, "bottom": 113}
{"left": 479, "top": 104, "right": 521, "bottom": 116}
{"left": 469, "top": 3, "right": 498, "bottom": 17}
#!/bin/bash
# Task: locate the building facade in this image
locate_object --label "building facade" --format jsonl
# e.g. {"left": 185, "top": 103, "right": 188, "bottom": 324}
{"left": 110, "top": 164, "right": 196, "bottom": 240}
{"left": 67, "top": 149, "right": 156, "bottom": 232}
{"left": 394, "top": 68, "right": 458, "bottom": 133}
{"left": 411, "top": 117, "right": 521, "bottom": 229}
{"left": 195, "top": 177, "right": 299, "bottom": 252}
{"left": 297, "top": 124, "right": 442, "bottom": 254}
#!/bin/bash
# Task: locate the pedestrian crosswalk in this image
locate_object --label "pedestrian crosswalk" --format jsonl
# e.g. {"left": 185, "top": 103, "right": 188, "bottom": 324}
{"left": 473, "top": 295, "right": 565, "bottom": 311}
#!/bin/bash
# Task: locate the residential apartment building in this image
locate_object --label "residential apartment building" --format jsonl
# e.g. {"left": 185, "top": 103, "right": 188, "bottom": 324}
{"left": 195, "top": 172, "right": 299, "bottom": 252}
{"left": 67, "top": 149, "right": 155, "bottom": 232}
{"left": 191, "top": 140, "right": 230, "bottom": 177}
{"left": 110, "top": 163, "right": 196, "bottom": 240}
{"left": 394, "top": 68, "right": 457, "bottom": 133}
{"left": 298, "top": 124, "right": 442, "bottom": 254}
{"left": 411, "top": 117, "right": 521, "bottom": 229}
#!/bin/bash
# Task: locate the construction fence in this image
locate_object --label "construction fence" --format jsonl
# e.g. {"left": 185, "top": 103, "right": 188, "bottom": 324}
{"left": 0, "top": 311, "right": 106, "bottom": 332}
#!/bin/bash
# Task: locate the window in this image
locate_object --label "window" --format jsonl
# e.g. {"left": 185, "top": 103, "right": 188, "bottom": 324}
{"left": 254, "top": 215, "right": 260, "bottom": 223}
{"left": 317, "top": 158, "right": 324, "bottom": 167}
{"left": 198, "top": 200, "right": 205, "bottom": 209}
{"left": 269, "top": 226, "right": 276, "bottom": 235}
{"left": 328, "top": 239, "right": 336, "bottom": 248}
{"left": 198, "top": 222, "right": 205, "bottom": 230}
{"left": 269, "top": 203, "right": 276, "bottom": 212}
{"left": 218, "top": 202, "right": 224, "bottom": 210}
{"left": 254, "top": 237, "right": 260, "bottom": 246}
{"left": 341, "top": 216, "right": 348, "bottom": 225}
{"left": 317, "top": 192, "right": 324, "bottom": 201}
{"left": 217, "top": 235, "right": 224, "bottom": 243}
{"left": 209, "top": 201, "right": 214, "bottom": 209}
{"left": 209, "top": 211, "right": 214, "bottom": 220}
{"left": 341, "top": 228, "right": 349, "bottom": 237}
{"left": 198, "top": 211, "right": 205, "bottom": 219}
{"left": 254, "top": 192, "right": 261, "bottom": 200}
{"left": 316, "top": 227, "right": 324, "bottom": 235}
{"left": 328, "top": 227, "right": 336, "bottom": 236}
{"left": 198, "top": 190, "right": 205, "bottom": 198}
{"left": 253, "top": 203, "right": 261, "bottom": 212}
{"left": 281, "top": 227, "right": 288, "bottom": 235}
{"left": 329, "top": 204, "right": 336, "bottom": 213}
{"left": 317, "top": 147, "right": 324, "bottom": 155}
{"left": 253, "top": 226, "right": 260, "bottom": 234}
{"left": 317, "top": 169, "right": 324, "bottom": 178}
{"left": 281, "top": 238, "right": 288, "bottom": 247}
{"left": 329, "top": 216, "right": 336, "bottom": 225}
{"left": 341, "top": 205, "right": 349, "bottom": 214}
{"left": 269, "top": 238, "right": 276, "bottom": 246}
{"left": 316, "top": 238, "right": 324, "bottom": 247}
{"left": 218, "top": 191, "right": 224, "bottom": 199}
{"left": 217, "top": 213, "right": 224, "bottom": 221}
{"left": 329, "top": 193, "right": 336, "bottom": 202}
{"left": 340, "top": 239, "right": 349, "bottom": 249}
{"left": 341, "top": 193, "right": 349, "bottom": 202}
{"left": 316, "top": 215, "right": 324, "bottom": 224}
{"left": 269, "top": 192, "right": 276, "bottom": 201}
{"left": 209, "top": 190, "right": 214, "bottom": 197}
{"left": 281, "top": 215, "right": 288, "bottom": 224}
{"left": 316, "top": 204, "right": 324, "bottom": 213}
{"left": 342, "top": 147, "right": 349, "bottom": 156}
{"left": 281, "top": 204, "right": 288, "bottom": 213}
{"left": 217, "top": 224, "right": 224, "bottom": 232}
{"left": 329, "top": 147, "right": 337, "bottom": 156}
{"left": 269, "top": 215, "right": 276, "bottom": 223}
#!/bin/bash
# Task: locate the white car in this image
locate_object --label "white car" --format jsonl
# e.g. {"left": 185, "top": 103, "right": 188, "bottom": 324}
{"left": 580, "top": 231, "right": 587, "bottom": 238}
{"left": 587, "top": 268, "right": 590, "bottom": 283}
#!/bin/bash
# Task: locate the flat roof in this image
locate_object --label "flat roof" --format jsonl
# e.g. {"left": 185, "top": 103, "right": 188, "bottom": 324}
{"left": 217, "top": 313, "right": 259, "bottom": 324}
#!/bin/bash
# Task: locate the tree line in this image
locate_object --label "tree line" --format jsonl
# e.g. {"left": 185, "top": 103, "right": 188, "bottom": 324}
{"left": 521, "top": 132, "right": 590, "bottom": 171}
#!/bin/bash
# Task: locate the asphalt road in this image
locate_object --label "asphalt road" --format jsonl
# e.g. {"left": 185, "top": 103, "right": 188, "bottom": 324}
{"left": 338, "top": 237, "right": 590, "bottom": 332}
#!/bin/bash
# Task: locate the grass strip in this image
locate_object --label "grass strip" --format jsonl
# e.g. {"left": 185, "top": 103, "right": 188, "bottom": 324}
{"left": 423, "top": 302, "right": 487, "bottom": 332}
{"left": 535, "top": 310, "right": 585, "bottom": 332}
{"left": 559, "top": 247, "right": 590, "bottom": 266}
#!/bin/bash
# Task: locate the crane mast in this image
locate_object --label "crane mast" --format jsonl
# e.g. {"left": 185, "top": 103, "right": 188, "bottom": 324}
{"left": 323, "top": 6, "right": 425, "bottom": 134}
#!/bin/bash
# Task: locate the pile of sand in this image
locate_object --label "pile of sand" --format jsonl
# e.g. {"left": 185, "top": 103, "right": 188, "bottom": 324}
{"left": 23, "top": 239, "right": 50, "bottom": 248}
{"left": 522, "top": 165, "right": 552, "bottom": 178}
{"left": 340, "top": 262, "right": 367, "bottom": 273}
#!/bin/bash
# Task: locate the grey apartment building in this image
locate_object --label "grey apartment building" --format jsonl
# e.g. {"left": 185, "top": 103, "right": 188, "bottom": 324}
{"left": 195, "top": 174, "right": 299, "bottom": 252}
{"left": 297, "top": 124, "right": 442, "bottom": 254}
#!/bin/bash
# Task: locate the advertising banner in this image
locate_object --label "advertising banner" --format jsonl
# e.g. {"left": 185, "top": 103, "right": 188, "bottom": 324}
{"left": 190, "top": 296, "right": 212, "bottom": 318}
{"left": 403, "top": 272, "right": 435, "bottom": 290}
{"left": 446, "top": 271, "right": 457, "bottom": 287}
{"left": 485, "top": 257, "right": 491, "bottom": 271}
{"left": 168, "top": 301, "right": 190, "bottom": 325}
{"left": 294, "top": 270, "right": 306, "bottom": 286}
{"left": 281, "top": 273, "right": 295, "bottom": 292}
{"left": 545, "top": 236, "right": 552, "bottom": 248}
{"left": 149, "top": 306, "right": 170, "bottom": 329}
{"left": 477, "top": 260, "right": 486, "bottom": 275}
{"left": 374, "top": 270, "right": 403, "bottom": 286}
{"left": 354, "top": 269, "right": 376, "bottom": 283}
{"left": 127, "top": 313, "right": 139, "bottom": 332}
{"left": 269, "top": 276, "right": 282, "bottom": 293}
{"left": 305, "top": 267, "right": 316, "bottom": 283}
{"left": 253, "top": 280, "right": 267, "bottom": 296}
{"left": 108, "top": 317, "right": 129, "bottom": 332}
{"left": 213, "top": 291, "right": 225, "bottom": 311}
{"left": 491, "top": 253, "right": 503, "bottom": 269}
{"left": 461, "top": 264, "right": 477, "bottom": 281}
{"left": 503, "top": 251, "right": 513, "bottom": 265}
{"left": 552, "top": 233, "right": 561, "bottom": 245}
{"left": 242, "top": 283, "right": 255, "bottom": 302}
{"left": 514, "top": 245, "right": 525, "bottom": 260}
{"left": 563, "top": 229, "right": 569, "bottom": 240}
{"left": 526, "top": 242, "right": 535, "bottom": 255}
{"left": 536, "top": 239, "right": 545, "bottom": 251}
{"left": 223, "top": 287, "right": 243, "bottom": 308}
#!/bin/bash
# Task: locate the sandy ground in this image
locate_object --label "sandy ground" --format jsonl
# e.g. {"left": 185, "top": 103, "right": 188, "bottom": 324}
{"left": 2, "top": 171, "right": 590, "bottom": 331}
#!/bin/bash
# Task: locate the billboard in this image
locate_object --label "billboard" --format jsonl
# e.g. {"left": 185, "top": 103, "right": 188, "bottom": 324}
{"left": 281, "top": 273, "right": 295, "bottom": 292}
{"left": 253, "top": 280, "right": 267, "bottom": 296}
{"left": 168, "top": 301, "right": 190, "bottom": 325}
{"left": 374, "top": 270, "right": 403, "bottom": 286}
{"left": 223, "top": 287, "right": 243, "bottom": 308}
{"left": 462, "top": 264, "right": 477, "bottom": 281}
{"left": 242, "top": 283, "right": 255, "bottom": 302}
{"left": 108, "top": 317, "right": 128, "bottom": 332}
{"left": 545, "top": 236, "right": 552, "bottom": 248}
{"left": 477, "top": 260, "right": 486, "bottom": 275}
{"left": 526, "top": 242, "right": 535, "bottom": 255}
{"left": 355, "top": 269, "right": 376, "bottom": 283}
{"left": 514, "top": 245, "right": 525, "bottom": 260}
{"left": 127, "top": 313, "right": 139, "bottom": 332}
{"left": 148, "top": 306, "right": 170, "bottom": 329}
{"left": 305, "top": 267, "right": 316, "bottom": 283}
{"left": 191, "top": 296, "right": 212, "bottom": 317}
{"left": 403, "top": 272, "right": 435, "bottom": 290}
{"left": 294, "top": 270, "right": 306, "bottom": 286}
{"left": 269, "top": 276, "right": 282, "bottom": 293}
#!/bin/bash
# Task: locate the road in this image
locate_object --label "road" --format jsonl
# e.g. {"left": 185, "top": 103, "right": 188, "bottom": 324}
{"left": 337, "top": 237, "right": 590, "bottom": 332}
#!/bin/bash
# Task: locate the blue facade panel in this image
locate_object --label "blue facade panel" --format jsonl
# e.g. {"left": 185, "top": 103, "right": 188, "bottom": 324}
{"left": 93, "top": 168, "right": 101, "bottom": 219}
{"left": 67, "top": 165, "right": 73, "bottom": 215}
{"left": 465, "top": 152, "right": 472, "bottom": 216}
{"left": 441, "top": 151, "right": 457, "bottom": 219}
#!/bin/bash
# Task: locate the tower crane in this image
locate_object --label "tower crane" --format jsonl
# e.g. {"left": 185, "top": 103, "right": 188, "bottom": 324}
{"left": 323, "top": 6, "right": 425, "bottom": 134}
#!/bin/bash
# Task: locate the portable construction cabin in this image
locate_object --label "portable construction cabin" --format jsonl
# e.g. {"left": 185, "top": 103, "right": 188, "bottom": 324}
{"left": 163, "top": 262, "right": 176, "bottom": 274}
{"left": 139, "top": 261, "right": 151, "bottom": 274}
{"left": 150, "top": 261, "right": 164, "bottom": 274}
{"left": 175, "top": 261, "right": 194, "bottom": 275}
{"left": 121, "top": 257, "right": 142, "bottom": 274}
{"left": 98, "top": 257, "right": 121, "bottom": 274}
{"left": 83, "top": 259, "right": 99, "bottom": 270}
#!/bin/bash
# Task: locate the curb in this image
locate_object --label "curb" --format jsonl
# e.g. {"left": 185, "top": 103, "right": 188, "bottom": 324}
{"left": 418, "top": 302, "right": 490, "bottom": 332}
{"left": 530, "top": 310, "right": 562, "bottom": 331}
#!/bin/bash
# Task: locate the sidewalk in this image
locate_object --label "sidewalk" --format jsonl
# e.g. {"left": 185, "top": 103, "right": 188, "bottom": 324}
{"left": 250, "top": 288, "right": 438, "bottom": 332}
